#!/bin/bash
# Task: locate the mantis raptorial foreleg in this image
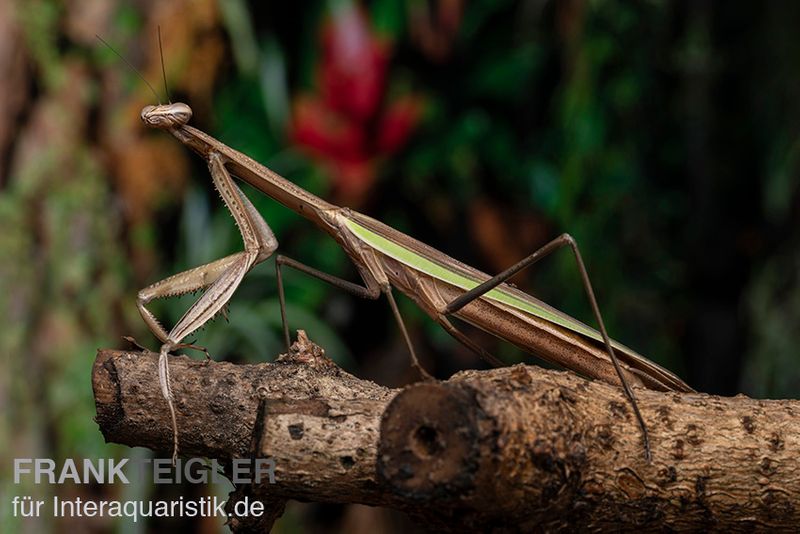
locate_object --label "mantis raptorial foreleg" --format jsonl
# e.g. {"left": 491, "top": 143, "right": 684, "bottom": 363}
{"left": 137, "top": 151, "right": 278, "bottom": 463}
{"left": 137, "top": 253, "right": 251, "bottom": 344}
{"left": 274, "top": 255, "right": 432, "bottom": 379}
{"left": 442, "top": 233, "right": 651, "bottom": 460}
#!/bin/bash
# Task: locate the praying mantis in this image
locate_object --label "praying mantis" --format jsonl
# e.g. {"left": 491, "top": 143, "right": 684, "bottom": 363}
{"left": 123, "top": 35, "right": 692, "bottom": 461}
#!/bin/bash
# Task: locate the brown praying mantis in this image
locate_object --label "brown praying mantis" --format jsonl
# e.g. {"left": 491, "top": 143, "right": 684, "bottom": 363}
{"left": 123, "top": 39, "right": 693, "bottom": 463}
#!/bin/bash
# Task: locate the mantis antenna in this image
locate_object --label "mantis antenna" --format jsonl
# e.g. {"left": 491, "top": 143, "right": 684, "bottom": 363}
{"left": 96, "top": 34, "right": 162, "bottom": 105}
{"left": 157, "top": 26, "right": 172, "bottom": 104}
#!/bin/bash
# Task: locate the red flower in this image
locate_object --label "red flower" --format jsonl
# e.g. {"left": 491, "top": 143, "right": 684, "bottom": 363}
{"left": 291, "top": 2, "right": 424, "bottom": 204}
{"left": 292, "top": 96, "right": 366, "bottom": 163}
{"left": 377, "top": 95, "right": 424, "bottom": 154}
{"left": 320, "top": 5, "right": 390, "bottom": 123}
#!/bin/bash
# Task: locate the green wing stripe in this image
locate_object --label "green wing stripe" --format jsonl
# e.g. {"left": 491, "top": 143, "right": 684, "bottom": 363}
{"left": 344, "top": 218, "right": 604, "bottom": 342}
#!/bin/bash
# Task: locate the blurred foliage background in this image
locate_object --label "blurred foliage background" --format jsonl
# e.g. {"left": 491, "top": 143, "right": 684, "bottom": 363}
{"left": 1, "top": 0, "right": 799, "bottom": 532}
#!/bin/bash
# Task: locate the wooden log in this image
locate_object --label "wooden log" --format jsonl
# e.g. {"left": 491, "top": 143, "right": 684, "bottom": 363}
{"left": 92, "top": 333, "right": 800, "bottom": 532}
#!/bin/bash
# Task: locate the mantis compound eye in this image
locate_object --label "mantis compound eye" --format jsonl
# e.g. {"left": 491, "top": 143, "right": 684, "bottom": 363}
{"left": 140, "top": 105, "right": 157, "bottom": 123}
{"left": 169, "top": 102, "right": 192, "bottom": 126}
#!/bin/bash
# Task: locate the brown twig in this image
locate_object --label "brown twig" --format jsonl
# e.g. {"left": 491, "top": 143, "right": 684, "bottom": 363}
{"left": 92, "top": 333, "right": 800, "bottom": 532}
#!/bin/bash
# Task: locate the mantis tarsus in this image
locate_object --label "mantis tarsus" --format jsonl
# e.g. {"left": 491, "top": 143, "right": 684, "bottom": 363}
{"left": 127, "top": 44, "right": 692, "bottom": 461}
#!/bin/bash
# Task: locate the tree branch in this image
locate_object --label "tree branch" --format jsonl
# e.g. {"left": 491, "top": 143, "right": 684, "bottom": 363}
{"left": 92, "top": 333, "right": 800, "bottom": 531}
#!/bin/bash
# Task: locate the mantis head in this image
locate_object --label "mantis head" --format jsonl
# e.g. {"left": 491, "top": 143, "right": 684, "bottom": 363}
{"left": 141, "top": 103, "right": 193, "bottom": 129}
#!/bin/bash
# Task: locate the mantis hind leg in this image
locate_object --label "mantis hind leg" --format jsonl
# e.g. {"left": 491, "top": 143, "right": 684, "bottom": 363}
{"left": 435, "top": 314, "right": 504, "bottom": 368}
{"left": 442, "top": 233, "right": 652, "bottom": 462}
{"left": 274, "top": 255, "right": 432, "bottom": 380}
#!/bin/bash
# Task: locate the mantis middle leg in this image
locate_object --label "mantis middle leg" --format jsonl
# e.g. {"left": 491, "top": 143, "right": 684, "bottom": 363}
{"left": 275, "top": 255, "right": 432, "bottom": 380}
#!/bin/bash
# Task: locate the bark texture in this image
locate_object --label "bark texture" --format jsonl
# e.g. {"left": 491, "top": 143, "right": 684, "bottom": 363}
{"left": 92, "top": 334, "right": 800, "bottom": 532}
